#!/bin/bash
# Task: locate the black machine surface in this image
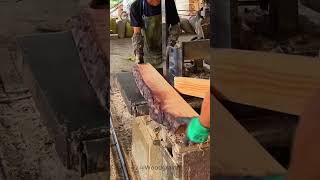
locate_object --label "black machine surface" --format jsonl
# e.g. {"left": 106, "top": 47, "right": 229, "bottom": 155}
{"left": 17, "top": 32, "right": 109, "bottom": 177}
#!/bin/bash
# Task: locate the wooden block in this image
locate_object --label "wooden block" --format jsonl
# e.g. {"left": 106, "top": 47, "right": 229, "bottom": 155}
{"left": 182, "top": 148, "right": 210, "bottom": 179}
{"left": 212, "top": 95, "right": 287, "bottom": 176}
{"left": 212, "top": 48, "right": 320, "bottom": 115}
{"left": 133, "top": 115, "right": 210, "bottom": 179}
{"left": 133, "top": 64, "right": 198, "bottom": 134}
{"left": 174, "top": 77, "right": 210, "bottom": 98}
{"left": 132, "top": 116, "right": 163, "bottom": 179}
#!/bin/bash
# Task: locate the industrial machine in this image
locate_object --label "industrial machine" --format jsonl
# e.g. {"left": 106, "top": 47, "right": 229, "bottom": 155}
{"left": 17, "top": 32, "right": 109, "bottom": 177}
{"left": 212, "top": 0, "right": 299, "bottom": 48}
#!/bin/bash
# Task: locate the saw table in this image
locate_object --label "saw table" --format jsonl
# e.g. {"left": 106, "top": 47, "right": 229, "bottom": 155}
{"left": 17, "top": 31, "right": 109, "bottom": 177}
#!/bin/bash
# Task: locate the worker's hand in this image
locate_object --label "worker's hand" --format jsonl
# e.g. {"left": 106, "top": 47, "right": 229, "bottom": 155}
{"left": 132, "top": 33, "right": 144, "bottom": 64}
{"left": 135, "top": 54, "right": 144, "bottom": 64}
{"left": 167, "top": 24, "right": 181, "bottom": 47}
{"left": 177, "top": 117, "right": 209, "bottom": 145}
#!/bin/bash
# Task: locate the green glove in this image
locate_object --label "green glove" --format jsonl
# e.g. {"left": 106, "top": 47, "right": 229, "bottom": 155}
{"left": 186, "top": 117, "right": 209, "bottom": 143}
{"left": 265, "top": 176, "right": 285, "bottom": 180}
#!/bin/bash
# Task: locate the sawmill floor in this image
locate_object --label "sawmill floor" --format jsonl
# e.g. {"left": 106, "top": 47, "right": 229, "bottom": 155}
{"left": 0, "top": 39, "right": 109, "bottom": 180}
{"left": 109, "top": 37, "right": 138, "bottom": 180}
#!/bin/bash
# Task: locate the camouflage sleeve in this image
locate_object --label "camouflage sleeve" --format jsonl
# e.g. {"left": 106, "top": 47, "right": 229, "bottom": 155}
{"left": 167, "top": 24, "right": 181, "bottom": 47}
{"left": 132, "top": 33, "right": 144, "bottom": 63}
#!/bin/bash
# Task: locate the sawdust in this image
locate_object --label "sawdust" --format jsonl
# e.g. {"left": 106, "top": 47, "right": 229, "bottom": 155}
{"left": 110, "top": 76, "right": 140, "bottom": 179}
{"left": 0, "top": 86, "right": 80, "bottom": 180}
{"left": 110, "top": 37, "right": 140, "bottom": 179}
{"left": 110, "top": 146, "right": 123, "bottom": 180}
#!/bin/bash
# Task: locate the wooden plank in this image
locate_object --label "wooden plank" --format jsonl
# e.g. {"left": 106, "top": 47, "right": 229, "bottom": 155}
{"left": 174, "top": 77, "right": 210, "bottom": 98}
{"left": 133, "top": 63, "right": 198, "bottom": 134}
{"left": 0, "top": 48, "right": 28, "bottom": 93}
{"left": 212, "top": 95, "right": 287, "bottom": 176}
{"left": 212, "top": 49, "right": 320, "bottom": 116}
{"left": 182, "top": 39, "right": 210, "bottom": 60}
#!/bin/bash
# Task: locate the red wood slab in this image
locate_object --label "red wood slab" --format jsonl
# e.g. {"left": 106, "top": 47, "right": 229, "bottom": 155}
{"left": 133, "top": 64, "right": 199, "bottom": 133}
{"left": 71, "top": 8, "right": 109, "bottom": 108}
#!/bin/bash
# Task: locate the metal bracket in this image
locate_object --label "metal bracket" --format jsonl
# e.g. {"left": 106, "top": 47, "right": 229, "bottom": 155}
{"left": 167, "top": 46, "right": 183, "bottom": 85}
{"left": 162, "top": 0, "right": 168, "bottom": 79}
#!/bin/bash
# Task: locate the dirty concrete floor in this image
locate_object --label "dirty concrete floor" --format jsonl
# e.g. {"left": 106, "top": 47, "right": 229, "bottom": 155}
{"left": 0, "top": 43, "right": 77, "bottom": 180}
{"left": 0, "top": 40, "right": 110, "bottom": 180}
{"left": 109, "top": 37, "right": 138, "bottom": 180}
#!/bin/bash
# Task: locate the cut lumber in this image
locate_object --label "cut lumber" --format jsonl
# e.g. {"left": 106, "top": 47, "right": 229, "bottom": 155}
{"left": 174, "top": 77, "right": 210, "bottom": 98}
{"left": 212, "top": 49, "right": 320, "bottom": 116}
{"left": 212, "top": 95, "right": 287, "bottom": 176}
{"left": 133, "top": 63, "right": 198, "bottom": 133}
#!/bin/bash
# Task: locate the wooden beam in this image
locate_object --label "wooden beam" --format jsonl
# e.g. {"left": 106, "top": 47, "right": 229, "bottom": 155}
{"left": 174, "top": 77, "right": 210, "bottom": 98}
{"left": 133, "top": 64, "right": 198, "bottom": 133}
{"left": 212, "top": 49, "right": 320, "bottom": 115}
{"left": 212, "top": 95, "right": 287, "bottom": 176}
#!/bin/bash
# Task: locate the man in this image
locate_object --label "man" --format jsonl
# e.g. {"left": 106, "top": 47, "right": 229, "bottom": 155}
{"left": 130, "top": 0, "right": 181, "bottom": 67}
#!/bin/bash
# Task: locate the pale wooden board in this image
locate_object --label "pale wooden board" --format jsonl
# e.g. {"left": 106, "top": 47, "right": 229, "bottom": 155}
{"left": 212, "top": 49, "right": 320, "bottom": 116}
{"left": 212, "top": 95, "right": 287, "bottom": 176}
{"left": 0, "top": 48, "right": 27, "bottom": 93}
{"left": 174, "top": 77, "right": 210, "bottom": 98}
